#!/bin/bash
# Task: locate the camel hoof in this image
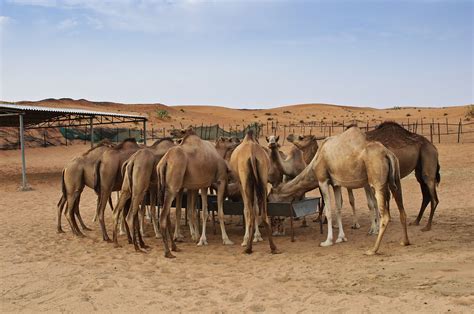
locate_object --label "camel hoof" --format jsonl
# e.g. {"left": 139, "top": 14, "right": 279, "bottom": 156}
{"left": 351, "top": 223, "right": 361, "bottom": 229}
{"left": 400, "top": 240, "right": 410, "bottom": 246}
{"left": 367, "top": 228, "right": 379, "bottom": 235}
{"left": 197, "top": 239, "right": 208, "bottom": 246}
{"left": 171, "top": 246, "right": 181, "bottom": 252}
{"left": 223, "top": 239, "right": 234, "bottom": 245}
{"left": 271, "top": 249, "right": 282, "bottom": 254}
{"left": 244, "top": 248, "right": 253, "bottom": 254}
{"left": 136, "top": 248, "right": 148, "bottom": 254}
{"left": 113, "top": 243, "right": 122, "bottom": 248}
{"left": 253, "top": 236, "right": 263, "bottom": 243}
{"left": 77, "top": 232, "right": 86, "bottom": 238}
{"left": 409, "top": 220, "right": 420, "bottom": 226}
{"left": 155, "top": 234, "right": 163, "bottom": 239}
{"left": 421, "top": 226, "right": 431, "bottom": 232}
{"left": 173, "top": 235, "right": 185, "bottom": 242}
{"left": 320, "top": 240, "right": 333, "bottom": 247}
{"left": 364, "top": 249, "right": 377, "bottom": 256}
{"left": 57, "top": 229, "right": 65, "bottom": 234}
{"left": 164, "top": 252, "right": 176, "bottom": 258}
{"left": 336, "top": 236, "right": 347, "bottom": 243}
{"left": 82, "top": 226, "right": 93, "bottom": 231}
{"left": 104, "top": 238, "right": 112, "bottom": 243}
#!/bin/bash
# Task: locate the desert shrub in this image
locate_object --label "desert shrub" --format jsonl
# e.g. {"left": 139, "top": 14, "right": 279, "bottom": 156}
{"left": 391, "top": 106, "right": 402, "bottom": 110}
{"left": 264, "top": 112, "right": 272, "bottom": 116}
{"left": 299, "top": 120, "right": 305, "bottom": 123}
{"left": 180, "top": 108, "right": 185, "bottom": 112}
{"left": 406, "top": 113, "right": 411, "bottom": 117}
{"left": 444, "top": 113, "right": 448, "bottom": 116}
{"left": 283, "top": 110, "right": 291, "bottom": 114}
{"left": 267, "top": 117, "right": 273, "bottom": 121}
{"left": 157, "top": 110, "right": 170, "bottom": 119}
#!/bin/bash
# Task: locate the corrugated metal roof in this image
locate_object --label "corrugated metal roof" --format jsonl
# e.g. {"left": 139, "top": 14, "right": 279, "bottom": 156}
{"left": 0, "top": 103, "right": 147, "bottom": 119}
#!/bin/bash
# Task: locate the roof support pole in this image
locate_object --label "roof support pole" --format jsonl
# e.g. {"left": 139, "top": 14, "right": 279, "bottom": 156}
{"left": 143, "top": 119, "right": 147, "bottom": 145}
{"left": 90, "top": 116, "right": 94, "bottom": 148}
{"left": 19, "top": 113, "right": 30, "bottom": 191}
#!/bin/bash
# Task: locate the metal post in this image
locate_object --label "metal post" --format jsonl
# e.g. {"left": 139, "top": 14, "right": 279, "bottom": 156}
{"left": 143, "top": 120, "right": 147, "bottom": 145}
{"left": 90, "top": 116, "right": 94, "bottom": 148}
{"left": 19, "top": 114, "right": 30, "bottom": 191}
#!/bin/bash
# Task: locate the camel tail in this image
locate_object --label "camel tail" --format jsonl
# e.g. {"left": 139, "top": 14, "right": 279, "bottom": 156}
{"left": 436, "top": 163, "right": 441, "bottom": 186}
{"left": 248, "top": 156, "right": 265, "bottom": 208}
{"left": 126, "top": 160, "right": 134, "bottom": 193}
{"left": 94, "top": 160, "right": 101, "bottom": 194}
{"left": 157, "top": 159, "right": 167, "bottom": 207}
{"left": 386, "top": 151, "right": 401, "bottom": 191}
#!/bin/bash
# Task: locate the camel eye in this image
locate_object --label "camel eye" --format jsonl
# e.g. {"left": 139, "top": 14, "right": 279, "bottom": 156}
{"left": 299, "top": 136, "right": 303, "bottom": 140}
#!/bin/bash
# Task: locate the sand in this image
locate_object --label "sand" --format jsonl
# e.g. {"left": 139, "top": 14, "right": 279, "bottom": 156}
{"left": 1, "top": 136, "right": 474, "bottom": 312}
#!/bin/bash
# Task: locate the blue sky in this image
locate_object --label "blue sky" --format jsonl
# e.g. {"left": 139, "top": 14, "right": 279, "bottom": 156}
{"left": 0, "top": 0, "right": 472, "bottom": 108}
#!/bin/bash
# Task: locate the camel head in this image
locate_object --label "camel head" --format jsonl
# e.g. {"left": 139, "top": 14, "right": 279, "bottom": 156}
{"left": 265, "top": 135, "right": 280, "bottom": 149}
{"left": 286, "top": 134, "right": 317, "bottom": 150}
{"left": 215, "top": 136, "right": 240, "bottom": 159}
{"left": 267, "top": 184, "right": 295, "bottom": 203}
{"left": 169, "top": 126, "right": 195, "bottom": 138}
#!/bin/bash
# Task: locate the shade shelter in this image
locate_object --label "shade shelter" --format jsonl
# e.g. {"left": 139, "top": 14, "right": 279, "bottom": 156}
{"left": 0, "top": 103, "right": 147, "bottom": 190}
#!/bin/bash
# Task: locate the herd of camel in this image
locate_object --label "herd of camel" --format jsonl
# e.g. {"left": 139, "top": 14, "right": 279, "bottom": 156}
{"left": 57, "top": 121, "right": 440, "bottom": 258}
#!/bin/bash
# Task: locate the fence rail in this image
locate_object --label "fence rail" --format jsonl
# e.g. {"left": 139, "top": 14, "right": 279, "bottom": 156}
{"left": 1, "top": 118, "right": 473, "bottom": 150}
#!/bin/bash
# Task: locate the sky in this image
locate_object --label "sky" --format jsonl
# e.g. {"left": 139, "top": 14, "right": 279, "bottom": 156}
{"left": 0, "top": 0, "right": 472, "bottom": 109}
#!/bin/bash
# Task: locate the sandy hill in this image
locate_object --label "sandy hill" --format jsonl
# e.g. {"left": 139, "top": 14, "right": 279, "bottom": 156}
{"left": 2, "top": 98, "right": 471, "bottom": 131}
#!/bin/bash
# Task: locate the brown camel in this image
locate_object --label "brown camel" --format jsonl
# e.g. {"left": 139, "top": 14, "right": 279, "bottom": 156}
{"left": 286, "top": 134, "right": 320, "bottom": 165}
{"left": 229, "top": 131, "right": 279, "bottom": 254}
{"left": 267, "top": 135, "right": 306, "bottom": 180}
{"left": 172, "top": 135, "right": 239, "bottom": 242}
{"left": 269, "top": 126, "right": 410, "bottom": 255}
{"left": 57, "top": 140, "right": 115, "bottom": 235}
{"left": 111, "top": 138, "right": 176, "bottom": 251}
{"left": 94, "top": 138, "right": 140, "bottom": 242}
{"left": 156, "top": 133, "right": 233, "bottom": 258}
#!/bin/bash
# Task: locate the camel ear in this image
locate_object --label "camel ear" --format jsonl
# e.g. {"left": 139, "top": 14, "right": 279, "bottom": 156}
{"left": 276, "top": 135, "right": 280, "bottom": 142}
{"left": 265, "top": 136, "right": 269, "bottom": 143}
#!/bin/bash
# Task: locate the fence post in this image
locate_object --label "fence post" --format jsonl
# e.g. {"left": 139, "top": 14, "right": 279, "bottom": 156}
{"left": 430, "top": 123, "right": 433, "bottom": 143}
{"left": 421, "top": 119, "right": 424, "bottom": 135}
{"left": 445, "top": 118, "right": 448, "bottom": 135}
{"left": 437, "top": 123, "right": 440, "bottom": 143}
{"left": 457, "top": 120, "right": 461, "bottom": 143}
{"left": 65, "top": 127, "right": 68, "bottom": 146}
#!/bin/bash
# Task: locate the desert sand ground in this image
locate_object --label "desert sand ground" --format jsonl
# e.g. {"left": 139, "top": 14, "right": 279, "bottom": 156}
{"left": 1, "top": 137, "right": 473, "bottom": 312}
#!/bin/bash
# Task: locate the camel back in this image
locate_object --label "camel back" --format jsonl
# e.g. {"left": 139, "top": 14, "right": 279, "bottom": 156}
{"left": 81, "top": 139, "right": 114, "bottom": 156}
{"left": 366, "top": 121, "right": 427, "bottom": 148}
{"left": 113, "top": 138, "right": 138, "bottom": 150}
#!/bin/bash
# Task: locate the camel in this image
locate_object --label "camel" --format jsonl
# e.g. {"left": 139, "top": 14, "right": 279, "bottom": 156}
{"left": 111, "top": 138, "right": 176, "bottom": 251}
{"left": 267, "top": 135, "right": 306, "bottom": 180}
{"left": 354, "top": 121, "right": 441, "bottom": 231}
{"left": 286, "top": 134, "right": 320, "bottom": 165}
{"left": 156, "top": 132, "right": 233, "bottom": 258}
{"left": 94, "top": 138, "right": 141, "bottom": 242}
{"left": 172, "top": 135, "right": 239, "bottom": 242}
{"left": 269, "top": 126, "right": 410, "bottom": 255}
{"left": 229, "top": 131, "right": 279, "bottom": 254}
{"left": 57, "top": 139, "right": 115, "bottom": 235}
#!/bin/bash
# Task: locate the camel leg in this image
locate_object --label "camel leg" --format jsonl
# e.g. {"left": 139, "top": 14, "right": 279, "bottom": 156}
{"left": 390, "top": 184, "right": 410, "bottom": 246}
{"left": 365, "top": 187, "right": 391, "bottom": 255}
{"left": 347, "top": 188, "right": 360, "bottom": 229}
{"left": 173, "top": 190, "right": 184, "bottom": 242}
{"left": 421, "top": 180, "right": 439, "bottom": 232}
{"left": 97, "top": 189, "right": 112, "bottom": 242}
{"left": 160, "top": 190, "right": 177, "bottom": 258}
{"left": 334, "top": 186, "right": 347, "bottom": 243}
{"left": 126, "top": 192, "right": 148, "bottom": 252}
{"left": 245, "top": 198, "right": 255, "bottom": 254}
{"left": 253, "top": 202, "right": 263, "bottom": 243}
{"left": 65, "top": 191, "right": 85, "bottom": 237}
{"left": 198, "top": 189, "right": 209, "bottom": 246}
{"left": 187, "top": 190, "right": 199, "bottom": 242}
{"left": 411, "top": 180, "right": 430, "bottom": 226}
{"left": 217, "top": 181, "right": 233, "bottom": 245}
{"left": 74, "top": 194, "right": 92, "bottom": 231}
{"left": 108, "top": 196, "right": 114, "bottom": 211}
{"left": 259, "top": 192, "right": 279, "bottom": 254}
{"left": 319, "top": 181, "right": 334, "bottom": 247}
{"left": 241, "top": 199, "right": 251, "bottom": 247}
{"left": 139, "top": 200, "right": 146, "bottom": 237}
{"left": 149, "top": 188, "right": 161, "bottom": 239}
{"left": 365, "top": 186, "right": 379, "bottom": 235}
{"left": 112, "top": 190, "right": 131, "bottom": 247}
{"left": 57, "top": 196, "right": 66, "bottom": 233}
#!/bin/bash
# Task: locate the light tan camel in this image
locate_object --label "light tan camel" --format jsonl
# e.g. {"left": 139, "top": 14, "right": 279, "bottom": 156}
{"left": 267, "top": 135, "right": 306, "bottom": 179}
{"left": 229, "top": 131, "right": 279, "bottom": 254}
{"left": 286, "top": 134, "right": 320, "bottom": 165}
{"left": 269, "top": 126, "right": 410, "bottom": 255}
{"left": 57, "top": 140, "right": 115, "bottom": 235}
{"left": 156, "top": 133, "right": 233, "bottom": 258}
{"left": 172, "top": 135, "right": 239, "bottom": 242}
{"left": 94, "top": 138, "right": 140, "bottom": 242}
{"left": 111, "top": 138, "right": 176, "bottom": 251}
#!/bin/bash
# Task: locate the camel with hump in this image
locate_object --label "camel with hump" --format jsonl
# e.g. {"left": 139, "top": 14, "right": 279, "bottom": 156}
{"left": 229, "top": 130, "right": 280, "bottom": 254}
{"left": 269, "top": 126, "right": 410, "bottom": 255}
{"left": 94, "top": 138, "right": 141, "bottom": 242}
{"left": 57, "top": 139, "right": 116, "bottom": 236}
{"left": 111, "top": 137, "right": 176, "bottom": 251}
{"left": 171, "top": 133, "right": 238, "bottom": 243}
{"left": 156, "top": 130, "right": 233, "bottom": 258}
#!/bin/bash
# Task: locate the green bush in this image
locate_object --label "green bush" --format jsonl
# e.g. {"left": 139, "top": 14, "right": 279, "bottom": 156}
{"left": 157, "top": 110, "right": 170, "bottom": 119}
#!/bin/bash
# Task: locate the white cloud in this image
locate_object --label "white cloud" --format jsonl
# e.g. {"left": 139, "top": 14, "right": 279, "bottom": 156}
{"left": 57, "top": 17, "right": 78, "bottom": 30}
{"left": 0, "top": 16, "right": 13, "bottom": 26}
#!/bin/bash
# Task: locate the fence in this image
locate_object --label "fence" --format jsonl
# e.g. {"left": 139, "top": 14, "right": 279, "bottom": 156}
{"left": 1, "top": 118, "right": 473, "bottom": 150}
